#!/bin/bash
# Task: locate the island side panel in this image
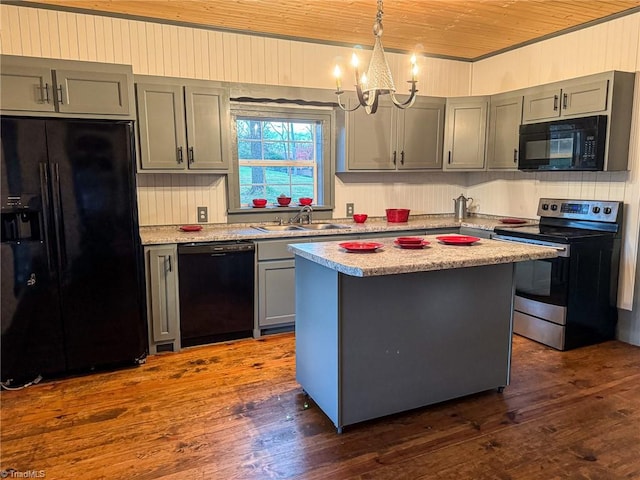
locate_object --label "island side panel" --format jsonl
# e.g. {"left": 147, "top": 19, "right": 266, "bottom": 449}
{"left": 339, "top": 263, "right": 514, "bottom": 427}
{"left": 295, "top": 256, "right": 341, "bottom": 427}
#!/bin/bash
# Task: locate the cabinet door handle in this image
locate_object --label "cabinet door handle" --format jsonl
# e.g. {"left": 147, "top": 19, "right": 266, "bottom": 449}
{"left": 553, "top": 95, "right": 558, "bottom": 111}
{"left": 513, "top": 148, "right": 518, "bottom": 163}
{"left": 188, "top": 147, "right": 194, "bottom": 164}
{"left": 56, "top": 85, "right": 64, "bottom": 104}
{"left": 448, "top": 151, "right": 452, "bottom": 164}
{"left": 177, "top": 146, "right": 184, "bottom": 163}
{"left": 166, "top": 255, "right": 172, "bottom": 273}
{"left": 400, "top": 150, "right": 405, "bottom": 165}
{"left": 38, "top": 83, "right": 51, "bottom": 104}
{"left": 392, "top": 151, "right": 397, "bottom": 165}
{"left": 562, "top": 93, "right": 568, "bottom": 110}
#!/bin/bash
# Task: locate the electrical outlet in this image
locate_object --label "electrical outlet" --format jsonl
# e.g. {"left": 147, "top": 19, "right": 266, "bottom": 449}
{"left": 346, "top": 203, "right": 354, "bottom": 216}
{"left": 197, "top": 206, "right": 208, "bottom": 223}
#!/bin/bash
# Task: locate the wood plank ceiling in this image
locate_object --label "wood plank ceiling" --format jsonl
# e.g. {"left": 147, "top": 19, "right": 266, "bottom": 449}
{"left": 22, "top": 0, "right": 640, "bottom": 60}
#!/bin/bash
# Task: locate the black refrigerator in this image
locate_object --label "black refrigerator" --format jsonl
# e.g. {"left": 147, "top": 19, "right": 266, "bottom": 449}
{"left": 1, "top": 117, "right": 147, "bottom": 386}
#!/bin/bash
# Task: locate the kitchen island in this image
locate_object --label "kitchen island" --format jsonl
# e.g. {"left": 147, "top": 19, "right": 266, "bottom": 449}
{"left": 288, "top": 235, "right": 558, "bottom": 432}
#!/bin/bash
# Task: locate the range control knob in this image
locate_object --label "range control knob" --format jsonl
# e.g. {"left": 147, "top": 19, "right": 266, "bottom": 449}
{"left": 604, "top": 207, "right": 612, "bottom": 215}
{"left": 542, "top": 204, "right": 549, "bottom": 210}
{"left": 592, "top": 206, "right": 601, "bottom": 214}
{"left": 551, "top": 204, "right": 558, "bottom": 211}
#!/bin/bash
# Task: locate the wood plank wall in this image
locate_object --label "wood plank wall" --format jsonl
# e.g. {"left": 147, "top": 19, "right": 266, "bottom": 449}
{"left": 0, "top": 3, "right": 472, "bottom": 226}
{"left": 470, "top": 12, "right": 640, "bottom": 318}
{"left": 0, "top": 4, "right": 638, "bottom": 336}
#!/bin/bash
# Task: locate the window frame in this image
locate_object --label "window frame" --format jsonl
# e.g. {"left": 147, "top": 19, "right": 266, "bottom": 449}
{"left": 227, "top": 103, "right": 336, "bottom": 222}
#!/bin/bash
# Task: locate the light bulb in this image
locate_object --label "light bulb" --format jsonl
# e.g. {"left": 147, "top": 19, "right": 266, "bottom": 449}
{"left": 351, "top": 52, "right": 359, "bottom": 69}
{"left": 333, "top": 65, "right": 342, "bottom": 90}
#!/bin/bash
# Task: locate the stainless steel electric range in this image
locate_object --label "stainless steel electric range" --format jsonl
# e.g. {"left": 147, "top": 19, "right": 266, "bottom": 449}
{"left": 493, "top": 198, "right": 623, "bottom": 350}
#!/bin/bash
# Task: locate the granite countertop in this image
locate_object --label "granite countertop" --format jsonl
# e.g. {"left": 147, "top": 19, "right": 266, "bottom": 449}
{"left": 139, "top": 215, "right": 535, "bottom": 245}
{"left": 287, "top": 235, "right": 557, "bottom": 277}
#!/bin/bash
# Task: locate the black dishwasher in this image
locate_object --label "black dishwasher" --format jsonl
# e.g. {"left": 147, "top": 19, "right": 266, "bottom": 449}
{"left": 178, "top": 241, "right": 255, "bottom": 347}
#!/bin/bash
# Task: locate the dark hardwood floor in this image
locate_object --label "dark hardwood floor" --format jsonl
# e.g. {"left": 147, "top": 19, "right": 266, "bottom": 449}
{"left": 1, "top": 333, "right": 639, "bottom": 479}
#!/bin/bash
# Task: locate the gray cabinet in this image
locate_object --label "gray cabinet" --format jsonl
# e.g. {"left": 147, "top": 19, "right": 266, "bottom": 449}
{"left": 346, "top": 98, "right": 395, "bottom": 170}
{"left": 342, "top": 97, "right": 445, "bottom": 171}
{"left": 145, "top": 245, "right": 181, "bottom": 354}
{"left": 255, "top": 234, "right": 358, "bottom": 335}
{"left": 257, "top": 259, "right": 296, "bottom": 329}
{"left": 487, "top": 93, "right": 523, "bottom": 170}
{"left": 136, "top": 82, "right": 231, "bottom": 172}
{"left": 254, "top": 237, "right": 311, "bottom": 336}
{"left": 522, "top": 78, "right": 608, "bottom": 123}
{"left": 443, "top": 96, "right": 489, "bottom": 171}
{"left": 1, "top": 54, "right": 133, "bottom": 117}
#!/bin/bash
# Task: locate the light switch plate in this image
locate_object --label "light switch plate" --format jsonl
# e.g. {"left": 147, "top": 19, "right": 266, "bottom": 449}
{"left": 197, "top": 206, "right": 208, "bottom": 223}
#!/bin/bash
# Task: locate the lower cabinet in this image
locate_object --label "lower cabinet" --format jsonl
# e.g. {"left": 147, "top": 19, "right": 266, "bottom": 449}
{"left": 255, "top": 235, "right": 357, "bottom": 336}
{"left": 257, "top": 259, "right": 296, "bottom": 331}
{"left": 144, "top": 245, "right": 181, "bottom": 354}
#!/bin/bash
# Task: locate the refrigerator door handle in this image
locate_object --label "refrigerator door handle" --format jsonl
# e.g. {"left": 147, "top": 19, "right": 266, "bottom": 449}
{"left": 39, "top": 163, "right": 54, "bottom": 272}
{"left": 51, "top": 163, "right": 67, "bottom": 271}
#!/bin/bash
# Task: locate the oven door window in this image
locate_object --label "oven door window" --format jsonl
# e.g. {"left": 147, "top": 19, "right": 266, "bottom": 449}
{"left": 514, "top": 257, "right": 569, "bottom": 306}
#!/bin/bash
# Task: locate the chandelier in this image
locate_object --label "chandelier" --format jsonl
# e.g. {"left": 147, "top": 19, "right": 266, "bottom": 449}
{"left": 333, "top": 0, "right": 418, "bottom": 114}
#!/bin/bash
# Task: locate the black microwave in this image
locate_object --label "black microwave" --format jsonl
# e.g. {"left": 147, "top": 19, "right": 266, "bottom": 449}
{"left": 518, "top": 115, "right": 607, "bottom": 171}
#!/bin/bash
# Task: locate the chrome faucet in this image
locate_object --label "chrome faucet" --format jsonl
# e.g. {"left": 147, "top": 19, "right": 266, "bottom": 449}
{"left": 290, "top": 205, "right": 313, "bottom": 224}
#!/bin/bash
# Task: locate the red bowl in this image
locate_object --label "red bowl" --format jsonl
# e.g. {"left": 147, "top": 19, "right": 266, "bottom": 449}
{"left": 353, "top": 214, "right": 368, "bottom": 223}
{"left": 386, "top": 208, "right": 410, "bottom": 223}
{"left": 277, "top": 196, "right": 292, "bottom": 206}
{"left": 252, "top": 198, "right": 267, "bottom": 207}
{"left": 299, "top": 197, "right": 313, "bottom": 206}
{"left": 396, "top": 236, "right": 422, "bottom": 245}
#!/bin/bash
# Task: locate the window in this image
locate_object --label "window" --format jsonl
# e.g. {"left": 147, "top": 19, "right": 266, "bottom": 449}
{"left": 228, "top": 104, "right": 335, "bottom": 216}
{"left": 237, "top": 118, "right": 318, "bottom": 204}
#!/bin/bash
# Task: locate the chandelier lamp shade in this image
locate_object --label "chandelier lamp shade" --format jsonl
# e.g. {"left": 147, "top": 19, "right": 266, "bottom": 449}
{"left": 333, "top": 0, "right": 419, "bottom": 114}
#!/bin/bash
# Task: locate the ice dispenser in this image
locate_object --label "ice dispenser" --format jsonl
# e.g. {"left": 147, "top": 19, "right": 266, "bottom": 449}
{"left": 1, "top": 195, "right": 42, "bottom": 243}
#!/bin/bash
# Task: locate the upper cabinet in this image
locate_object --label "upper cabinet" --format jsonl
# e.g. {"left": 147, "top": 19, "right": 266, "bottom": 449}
{"left": 136, "top": 80, "right": 231, "bottom": 173}
{"left": 523, "top": 78, "right": 608, "bottom": 123}
{"left": 0, "top": 55, "right": 134, "bottom": 118}
{"left": 487, "top": 93, "right": 523, "bottom": 170}
{"left": 443, "top": 96, "right": 489, "bottom": 171}
{"left": 340, "top": 96, "right": 445, "bottom": 172}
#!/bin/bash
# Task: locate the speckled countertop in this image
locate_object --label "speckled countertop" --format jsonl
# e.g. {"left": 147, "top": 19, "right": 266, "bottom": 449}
{"left": 139, "top": 214, "right": 535, "bottom": 245}
{"left": 287, "top": 235, "right": 557, "bottom": 277}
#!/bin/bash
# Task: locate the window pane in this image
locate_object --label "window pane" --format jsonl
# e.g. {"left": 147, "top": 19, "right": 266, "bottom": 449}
{"left": 263, "top": 141, "right": 287, "bottom": 160}
{"left": 265, "top": 166, "right": 291, "bottom": 184}
{"left": 292, "top": 142, "right": 314, "bottom": 160}
{"left": 237, "top": 119, "right": 262, "bottom": 140}
{"left": 291, "top": 185, "right": 314, "bottom": 199}
{"left": 292, "top": 123, "right": 313, "bottom": 141}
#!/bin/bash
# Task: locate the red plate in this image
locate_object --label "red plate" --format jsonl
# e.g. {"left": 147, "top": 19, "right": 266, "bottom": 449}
{"left": 394, "top": 240, "right": 430, "bottom": 249}
{"left": 500, "top": 218, "right": 527, "bottom": 224}
{"left": 436, "top": 235, "right": 480, "bottom": 245}
{"left": 338, "top": 241, "right": 384, "bottom": 252}
{"left": 396, "top": 236, "right": 423, "bottom": 245}
{"left": 179, "top": 225, "right": 203, "bottom": 232}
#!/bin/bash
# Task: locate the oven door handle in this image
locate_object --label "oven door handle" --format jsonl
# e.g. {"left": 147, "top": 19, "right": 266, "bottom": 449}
{"left": 492, "top": 235, "right": 570, "bottom": 257}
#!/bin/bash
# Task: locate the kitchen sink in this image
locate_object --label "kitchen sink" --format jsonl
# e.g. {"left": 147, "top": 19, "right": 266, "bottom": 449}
{"left": 251, "top": 223, "right": 351, "bottom": 233}
{"left": 300, "top": 223, "right": 351, "bottom": 230}
{"left": 252, "top": 225, "right": 305, "bottom": 232}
